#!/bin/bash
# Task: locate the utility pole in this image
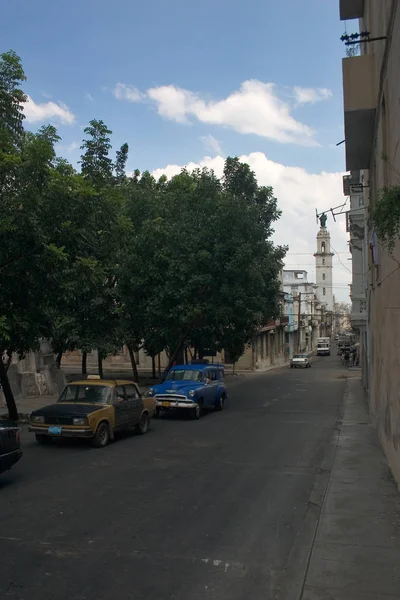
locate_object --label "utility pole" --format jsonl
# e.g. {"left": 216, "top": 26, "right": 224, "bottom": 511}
{"left": 297, "top": 292, "right": 302, "bottom": 352}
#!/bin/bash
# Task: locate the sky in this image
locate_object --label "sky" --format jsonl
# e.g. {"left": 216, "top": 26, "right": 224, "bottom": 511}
{"left": 1, "top": 0, "right": 352, "bottom": 301}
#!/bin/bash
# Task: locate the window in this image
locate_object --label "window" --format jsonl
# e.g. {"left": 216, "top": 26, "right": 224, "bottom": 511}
{"left": 323, "top": 287, "right": 326, "bottom": 295}
{"left": 116, "top": 385, "right": 126, "bottom": 401}
{"left": 125, "top": 384, "right": 140, "bottom": 400}
{"left": 322, "top": 273, "right": 325, "bottom": 280}
{"left": 321, "top": 242, "right": 325, "bottom": 252}
{"left": 59, "top": 385, "right": 112, "bottom": 404}
{"left": 322, "top": 259, "right": 325, "bottom": 265}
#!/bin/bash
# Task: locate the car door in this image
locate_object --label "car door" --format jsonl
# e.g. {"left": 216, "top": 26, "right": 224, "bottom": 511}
{"left": 114, "top": 385, "right": 128, "bottom": 430}
{"left": 204, "top": 369, "right": 217, "bottom": 407}
{"left": 124, "top": 384, "right": 143, "bottom": 426}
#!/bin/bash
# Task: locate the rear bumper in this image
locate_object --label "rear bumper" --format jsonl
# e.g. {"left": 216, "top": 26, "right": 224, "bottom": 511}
{"left": 29, "top": 426, "right": 94, "bottom": 439}
{"left": 0, "top": 449, "right": 22, "bottom": 473}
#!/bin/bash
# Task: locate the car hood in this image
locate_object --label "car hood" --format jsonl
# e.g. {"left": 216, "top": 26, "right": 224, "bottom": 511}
{"left": 151, "top": 381, "right": 204, "bottom": 396}
{"left": 31, "top": 403, "right": 106, "bottom": 417}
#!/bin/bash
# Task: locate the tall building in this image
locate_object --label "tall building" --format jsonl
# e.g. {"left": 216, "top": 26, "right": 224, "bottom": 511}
{"left": 314, "top": 218, "right": 334, "bottom": 312}
{"left": 339, "top": 1, "right": 400, "bottom": 483}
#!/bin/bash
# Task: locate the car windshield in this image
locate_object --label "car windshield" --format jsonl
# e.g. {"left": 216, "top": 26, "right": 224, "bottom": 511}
{"left": 58, "top": 385, "right": 112, "bottom": 404}
{"left": 166, "top": 369, "right": 203, "bottom": 382}
{"left": 293, "top": 355, "right": 306, "bottom": 359}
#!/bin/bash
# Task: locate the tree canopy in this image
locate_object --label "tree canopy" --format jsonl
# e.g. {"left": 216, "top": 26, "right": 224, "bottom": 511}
{"left": 0, "top": 50, "right": 286, "bottom": 419}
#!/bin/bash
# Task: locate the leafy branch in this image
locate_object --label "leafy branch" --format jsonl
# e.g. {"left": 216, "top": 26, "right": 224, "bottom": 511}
{"left": 370, "top": 186, "right": 400, "bottom": 253}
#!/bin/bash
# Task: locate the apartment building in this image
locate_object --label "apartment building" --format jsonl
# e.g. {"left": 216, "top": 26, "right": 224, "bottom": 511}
{"left": 340, "top": 0, "right": 400, "bottom": 481}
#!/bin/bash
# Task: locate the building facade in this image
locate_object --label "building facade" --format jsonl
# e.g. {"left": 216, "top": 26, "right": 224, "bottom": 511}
{"left": 339, "top": 1, "right": 400, "bottom": 482}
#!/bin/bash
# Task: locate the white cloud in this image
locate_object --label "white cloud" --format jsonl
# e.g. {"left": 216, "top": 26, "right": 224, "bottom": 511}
{"left": 56, "top": 141, "right": 80, "bottom": 155}
{"left": 114, "top": 80, "right": 326, "bottom": 146}
{"left": 113, "top": 83, "right": 144, "bottom": 102}
{"left": 23, "top": 95, "right": 75, "bottom": 125}
{"left": 293, "top": 86, "right": 333, "bottom": 105}
{"left": 152, "top": 152, "right": 351, "bottom": 301}
{"left": 84, "top": 92, "right": 94, "bottom": 101}
{"left": 147, "top": 81, "right": 318, "bottom": 145}
{"left": 200, "top": 134, "right": 222, "bottom": 155}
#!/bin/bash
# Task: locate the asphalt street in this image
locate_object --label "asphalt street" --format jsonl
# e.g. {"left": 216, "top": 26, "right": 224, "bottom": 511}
{"left": 0, "top": 354, "right": 347, "bottom": 600}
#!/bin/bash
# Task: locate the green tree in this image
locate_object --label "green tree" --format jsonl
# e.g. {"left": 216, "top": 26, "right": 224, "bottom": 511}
{"left": 80, "top": 119, "right": 113, "bottom": 186}
{"left": 115, "top": 142, "right": 129, "bottom": 183}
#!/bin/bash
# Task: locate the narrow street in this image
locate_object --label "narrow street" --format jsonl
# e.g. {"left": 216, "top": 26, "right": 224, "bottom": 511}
{"left": 0, "top": 356, "right": 347, "bottom": 600}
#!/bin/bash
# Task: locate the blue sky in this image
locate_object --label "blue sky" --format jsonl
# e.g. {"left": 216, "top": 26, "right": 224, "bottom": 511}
{"left": 1, "top": 0, "right": 353, "bottom": 300}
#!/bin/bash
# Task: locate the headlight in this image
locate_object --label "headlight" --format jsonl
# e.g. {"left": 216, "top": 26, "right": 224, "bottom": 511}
{"left": 144, "top": 388, "right": 155, "bottom": 397}
{"left": 73, "top": 417, "right": 87, "bottom": 426}
{"left": 188, "top": 390, "right": 195, "bottom": 398}
{"left": 31, "top": 415, "right": 44, "bottom": 424}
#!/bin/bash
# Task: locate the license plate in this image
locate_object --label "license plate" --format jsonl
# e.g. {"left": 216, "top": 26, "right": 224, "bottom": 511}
{"left": 48, "top": 426, "right": 62, "bottom": 435}
{"left": 162, "top": 402, "right": 170, "bottom": 408}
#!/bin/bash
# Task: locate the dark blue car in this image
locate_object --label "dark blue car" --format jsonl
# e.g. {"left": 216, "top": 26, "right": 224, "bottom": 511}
{"left": 146, "top": 364, "right": 227, "bottom": 419}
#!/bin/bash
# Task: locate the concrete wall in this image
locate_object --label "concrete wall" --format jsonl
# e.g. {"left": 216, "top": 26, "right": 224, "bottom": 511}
{"left": 358, "top": 2, "right": 400, "bottom": 484}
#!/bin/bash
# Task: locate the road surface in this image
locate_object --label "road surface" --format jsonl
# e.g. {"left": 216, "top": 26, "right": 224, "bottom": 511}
{"left": 0, "top": 355, "right": 347, "bottom": 599}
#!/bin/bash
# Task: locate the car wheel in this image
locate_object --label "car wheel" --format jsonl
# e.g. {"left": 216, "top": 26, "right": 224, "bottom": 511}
{"left": 92, "top": 422, "right": 110, "bottom": 448}
{"left": 215, "top": 394, "right": 225, "bottom": 411}
{"left": 35, "top": 434, "right": 51, "bottom": 445}
{"left": 137, "top": 412, "right": 150, "bottom": 434}
{"left": 192, "top": 404, "right": 201, "bottom": 420}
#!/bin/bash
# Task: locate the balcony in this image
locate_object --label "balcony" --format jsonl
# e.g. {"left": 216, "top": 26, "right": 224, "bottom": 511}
{"left": 340, "top": 0, "right": 364, "bottom": 20}
{"left": 342, "top": 55, "right": 376, "bottom": 171}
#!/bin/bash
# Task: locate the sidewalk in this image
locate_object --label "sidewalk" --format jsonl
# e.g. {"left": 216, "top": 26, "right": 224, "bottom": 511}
{"left": 301, "top": 377, "right": 400, "bottom": 599}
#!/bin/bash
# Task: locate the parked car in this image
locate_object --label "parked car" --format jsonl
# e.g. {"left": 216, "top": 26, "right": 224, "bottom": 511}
{"left": 0, "top": 419, "right": 22, "bottom": 475}
{"left": 146, "top": 364, "right": 227, "bottom": 419}
{"left": 290, "top": 354, "right": 311, "bottom": 368}
{"left": 29, "top": 376, "right": 156, "bottom": 448}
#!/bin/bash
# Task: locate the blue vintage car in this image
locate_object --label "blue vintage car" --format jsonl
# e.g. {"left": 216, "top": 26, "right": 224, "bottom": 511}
{"left": 146, "top": 364, "right": 227, "bottom": 419}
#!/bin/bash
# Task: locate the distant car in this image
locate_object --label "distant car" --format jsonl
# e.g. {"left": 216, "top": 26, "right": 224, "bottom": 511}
{"left": 146, "top": 364, "right": 227, "bottom": 419}
{"left": 290, "top": 354, "right": 311, "bottom": 368}
{"left": 29, "top": 377, "right": 156, "bottom": 448}
{"left": 0, "top": 419, "right": 22, "bottom": 475}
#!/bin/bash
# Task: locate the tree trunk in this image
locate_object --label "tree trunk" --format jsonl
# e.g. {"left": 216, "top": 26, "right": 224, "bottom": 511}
{"left": 97, "top": 351, "right": 104, "bottom": 379}
{"left": 184, "top": 347, "right": 188, "bottom": 365}
{"left": 127, "top": 345, "right": 139, "bottom": 382}
{"left": 4, "top": 350, "right": 12, "bottom": 372}
{"left": 56, "top": 351, "right": 63, "bottom": 369}
{"left": 0, "top": 357, "right": 18, "bottom": 421}
{"left": 82, "top": 351, "right": 87, "bottom": 376}
{"left": 151, "top": 355, "right": 156, "bottom": 379}
{"left": 162, "top": 319, "right": 197, "bottom": 381}
{"left": 157, "top": 353, "right": 161, "bottom": 377}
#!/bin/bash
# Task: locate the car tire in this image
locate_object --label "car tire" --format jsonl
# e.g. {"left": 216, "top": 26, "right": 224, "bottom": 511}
{"left": 191, "top": 404, "right": 201, "bottom": 420}
{"left": 136, "top": 412, "right": 150, "bottom": 434}
{"left": 35, "top": 434, "right": 51, "bottom": 445}
{"left": 92, "top": 422, "right": 110, "bottom": 448}
{"left": 215, "top": 394, "right": 225, "bottom": 411}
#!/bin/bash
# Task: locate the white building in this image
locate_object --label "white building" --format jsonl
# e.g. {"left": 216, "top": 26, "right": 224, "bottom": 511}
{"left": 314, "top": 220, "right": 334, "bottom": 312}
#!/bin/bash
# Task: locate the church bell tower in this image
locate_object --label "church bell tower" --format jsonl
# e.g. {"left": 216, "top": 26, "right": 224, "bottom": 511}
{"left": 314, "top": 214, "right": 334, "bottom": 311}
